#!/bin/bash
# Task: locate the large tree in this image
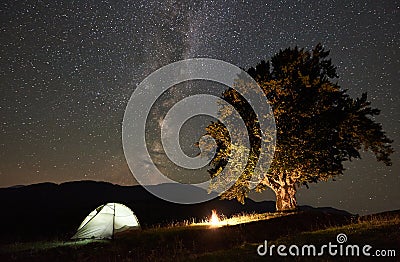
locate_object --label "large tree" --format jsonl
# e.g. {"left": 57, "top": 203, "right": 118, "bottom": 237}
{"left": 205, "top": 44, "right": 394, "bottom": 211}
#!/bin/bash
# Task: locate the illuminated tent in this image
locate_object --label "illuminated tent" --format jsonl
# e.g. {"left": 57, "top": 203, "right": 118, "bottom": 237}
{"left": 71, "top": 203, "right": 140, "bottom": 239}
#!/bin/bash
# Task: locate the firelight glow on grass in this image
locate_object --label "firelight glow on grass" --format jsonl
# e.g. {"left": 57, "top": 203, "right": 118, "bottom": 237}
{"left": 192, "top": 211, "right": 295, "bottom": 228}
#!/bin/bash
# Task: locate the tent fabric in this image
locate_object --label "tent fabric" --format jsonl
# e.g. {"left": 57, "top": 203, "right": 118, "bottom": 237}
{"left": 71, "top": 203, "right": 140, "bottom": 239}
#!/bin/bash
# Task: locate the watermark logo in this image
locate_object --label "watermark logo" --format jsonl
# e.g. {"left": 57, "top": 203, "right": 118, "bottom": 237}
{"left": 122, "top": 58, "right": 276, "bottom": 204}
{"left": 336, "top": 233, "right": 347, "bottom": 244}
{"left": 257, "top": 233, "right": 396, "bottom": 257}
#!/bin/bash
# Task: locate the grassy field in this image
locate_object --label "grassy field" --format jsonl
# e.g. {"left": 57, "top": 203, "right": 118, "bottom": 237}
{"left": 1, "top": 210, "right": 398, "bottom": 261}
{"left": 195, "top": 213, "right": 400, "bottom": 261}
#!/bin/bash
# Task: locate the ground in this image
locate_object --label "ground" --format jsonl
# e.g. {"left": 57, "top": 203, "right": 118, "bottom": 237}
{"left": 1, "top": 210, "right": 398, "bottom": 261}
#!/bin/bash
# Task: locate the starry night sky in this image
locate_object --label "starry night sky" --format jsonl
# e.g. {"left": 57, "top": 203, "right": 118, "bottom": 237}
{"left": 1, "top": 0, "right": 399, "bottom": 215}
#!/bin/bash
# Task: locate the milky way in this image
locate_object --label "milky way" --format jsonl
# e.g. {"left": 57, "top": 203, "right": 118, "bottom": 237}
{"left": 1, "top": 0, "right": 399, "bottom": 215}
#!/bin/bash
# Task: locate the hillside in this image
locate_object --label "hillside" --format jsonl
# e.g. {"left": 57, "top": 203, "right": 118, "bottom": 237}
{"left": 3, "top": 181, "right": 397, "bottom": 261}
{"left": 0, "top": 181, "right": 352, "bottom": 242}
{"left": 1, "top": 209, "right": 398, "bottom": 261}
{"left": 1, "top": 181, "right": 274, "bottom": 241}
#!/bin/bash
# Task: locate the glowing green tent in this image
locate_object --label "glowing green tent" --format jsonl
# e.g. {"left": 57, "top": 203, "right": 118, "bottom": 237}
{"left": 71, "top": 203, "right": 140, "bottom": 239}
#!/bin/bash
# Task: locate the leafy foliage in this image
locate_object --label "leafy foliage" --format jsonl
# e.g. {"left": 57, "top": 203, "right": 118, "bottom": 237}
{"left": 205, "top": 44, "right": 393, "bottom": 204}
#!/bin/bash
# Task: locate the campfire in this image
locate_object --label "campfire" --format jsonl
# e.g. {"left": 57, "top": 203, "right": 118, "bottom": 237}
{"left": 209, "top": 209, "right": 220, "bottom": 227}
{"left": 190, "top": 210, "right": 286, "bottom": 228}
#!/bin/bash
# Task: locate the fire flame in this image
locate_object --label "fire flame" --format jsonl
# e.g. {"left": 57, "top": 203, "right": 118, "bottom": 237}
{"left": 210, "top": 209, "right": 220, "bottom": 226}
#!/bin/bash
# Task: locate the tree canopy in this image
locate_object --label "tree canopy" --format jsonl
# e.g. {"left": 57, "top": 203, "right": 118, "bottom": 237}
{"left": 205, "top": 44, "right": 394, "bottom": 211}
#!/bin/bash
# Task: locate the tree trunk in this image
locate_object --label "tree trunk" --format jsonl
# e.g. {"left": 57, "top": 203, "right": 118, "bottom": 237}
{"left": 260, "top": 172, "right": 299, "bottom": 212}
{"left": 275, "top": 183, "right": 297, "bottom": 212}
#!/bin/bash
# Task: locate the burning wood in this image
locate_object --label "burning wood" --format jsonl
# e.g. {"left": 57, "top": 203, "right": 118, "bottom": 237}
{"left": 209, "top": 209, "right": 220, "bottom": 226}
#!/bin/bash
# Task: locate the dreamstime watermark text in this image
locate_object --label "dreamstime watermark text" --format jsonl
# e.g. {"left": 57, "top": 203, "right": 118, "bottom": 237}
{"left": 257, "top": 233, "right": 396, "bottom": 257}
